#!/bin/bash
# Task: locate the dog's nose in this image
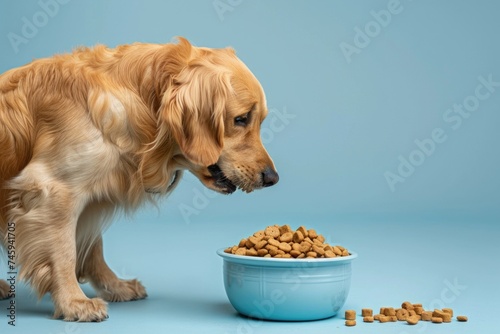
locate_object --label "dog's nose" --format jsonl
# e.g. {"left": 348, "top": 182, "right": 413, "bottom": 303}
{"left": 262, "top": 167, "right": 279, "bottom": 187}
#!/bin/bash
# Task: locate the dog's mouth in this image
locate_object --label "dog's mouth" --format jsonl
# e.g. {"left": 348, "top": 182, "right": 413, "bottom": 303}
{"left": 207, "top": 164, "right": 237, "bottom": 194}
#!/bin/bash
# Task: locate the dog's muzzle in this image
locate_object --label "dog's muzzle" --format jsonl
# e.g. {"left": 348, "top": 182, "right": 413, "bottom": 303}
{"left": 207, "top": 164, "right": 237, "bottom": 194}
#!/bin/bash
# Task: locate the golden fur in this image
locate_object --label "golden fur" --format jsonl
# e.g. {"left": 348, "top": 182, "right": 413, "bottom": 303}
{"left": 0, "top": 37, "right": 278, "bottom": 321}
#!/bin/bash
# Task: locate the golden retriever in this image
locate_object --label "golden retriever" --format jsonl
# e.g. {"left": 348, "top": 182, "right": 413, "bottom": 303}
{"left": 0, "top": 37, "right": 278, "bottom": 321}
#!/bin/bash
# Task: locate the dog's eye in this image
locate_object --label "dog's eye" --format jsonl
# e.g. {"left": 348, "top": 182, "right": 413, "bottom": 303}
{"left": 234, "top": 113, "right": 250, "bottom": 127}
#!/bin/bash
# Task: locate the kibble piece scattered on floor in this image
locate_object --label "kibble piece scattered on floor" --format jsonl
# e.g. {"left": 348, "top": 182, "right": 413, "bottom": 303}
{"left": 441, "top": 312, "right": 452, "bottom": 323}
{"left": 442, "top": 308, "right": 453, "bottom": 316}
{"left": 421, "top": 311, "right": 432, "bottom": 321}
{"left": 406, "top": 315, "right": 420, "bottom": 325}
{"left": 345, "top": 310, "right": 356, "bottom": 320}
{"left": 345, "top": 320, "right": 356, "bottom": 326}
{"left": 432, "top": 317, "right": 443, "bottom": 323}
{"left": 361, "top": 308, "right": 373, "bottom": 317}
{"left": 384, "top": 307, "right": 396, "bottom": 316}
{"left": 396, "top": 308, "right": 409, "bottom": 321}
{"left": 356, "top": 303, "right": 467, "bottom": 326}
{"left": 402, "top": 301, "right": 414, "bottom": 311}
{"left": 379, "top": 316, "right": 390, "bottom": 323}
{"left": 433, "top": 309, "right": 446, "bottom": 318}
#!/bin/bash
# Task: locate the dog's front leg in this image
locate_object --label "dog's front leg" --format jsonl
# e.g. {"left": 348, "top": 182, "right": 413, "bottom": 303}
{"left": 78, "top": 236, "right": 147, "bottom": 302}
{"left": 74, "top": 202, "right": 148, "bottom": 303}
{"left": 8, "top": 163, "right": 108, "bottom": 322}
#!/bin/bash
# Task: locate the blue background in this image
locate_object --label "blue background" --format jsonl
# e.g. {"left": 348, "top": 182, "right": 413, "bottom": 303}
{"left": 0, "top": 0, "right": 499, "bottom": 333}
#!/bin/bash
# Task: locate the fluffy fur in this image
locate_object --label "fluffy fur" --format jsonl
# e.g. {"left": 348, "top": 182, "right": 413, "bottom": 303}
{"left": 0, "top": 37, "right": 278, "bottom": 321}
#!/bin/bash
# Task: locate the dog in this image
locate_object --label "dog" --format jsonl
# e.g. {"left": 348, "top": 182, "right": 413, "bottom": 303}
{"left": 0, "top": 37, "right": 278, "bottom": 321}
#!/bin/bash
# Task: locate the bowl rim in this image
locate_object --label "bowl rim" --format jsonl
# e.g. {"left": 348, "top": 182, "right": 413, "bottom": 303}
{"left": 217, "top": 247, "right": 357, "bottom": 267}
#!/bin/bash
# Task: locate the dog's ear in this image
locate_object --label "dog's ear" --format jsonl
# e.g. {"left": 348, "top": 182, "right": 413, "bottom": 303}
{"left": 161, "top": 61, "right": 230, "bottom": 166}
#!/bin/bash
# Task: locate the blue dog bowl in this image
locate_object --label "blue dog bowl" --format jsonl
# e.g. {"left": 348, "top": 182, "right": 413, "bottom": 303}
{"left": 217, "top": 248, "right": 357, "bottom": 321}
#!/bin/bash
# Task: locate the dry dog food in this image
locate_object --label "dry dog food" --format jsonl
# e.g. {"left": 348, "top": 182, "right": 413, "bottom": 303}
{"left": 345, "top": 310, "right": 356, "bottom": 320}
{"left": 383, "top": 307, "right": 396, "bottom": 316}
{"left": 361, "top": 308, "right": 373, "bottom": 317}
{"left": 406, "top": 315, "right": 420, "bottom": 325}
{"left": 396, "top": 308, "right": 409, "bottom": 321}
{"left": 378, "top": 316, "right": 390, "bottom": 323}
{"left": 345, "top": 320, "right": 356, "bottom": 326}
{"left": 421, "top": 311, "right": 433, "bottom": 321}
{"left": 442, "top": 308, "right": 453, "bottom": 316}
{"left": 349, "top": 302, "right": 467, "bottom": 327}
{"left": 432, "top": 317, "right": 443, "bottom": 323}
{"left": 224, "top": 225, "right": 350, "bottom": 258}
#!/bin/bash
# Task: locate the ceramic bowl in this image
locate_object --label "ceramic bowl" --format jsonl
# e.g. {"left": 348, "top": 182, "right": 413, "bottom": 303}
{"left": 217, "top": 248, "right": 357, "bottom": 321}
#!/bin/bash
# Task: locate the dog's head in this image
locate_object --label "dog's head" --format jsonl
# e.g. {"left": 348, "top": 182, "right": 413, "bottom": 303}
{"left": 159, "top": 38, "right": 279, "bottom": 194}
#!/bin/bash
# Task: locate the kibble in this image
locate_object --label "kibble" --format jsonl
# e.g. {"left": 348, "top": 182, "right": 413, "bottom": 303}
{"left": 235, "top": 248, "right": 246, "bottom": 255}
{"left": 361, "top": 308, "right": 373, "bottom": 317}
{"left": 297, "top": 226, "right": 308, "bottom": 237}
{"left": 378, "top": 316, "right": 390, "bottom": 323}
{"left": 402, "top": 301, "right": 414, "bottom": 311}
{"left": 432, "top": 317, "right": 443, "bottom": 324}
{"left": 353, "top": 302, "right": 467, "bottom": 327}
{"left": 257, "top": 248, "right": 268, "bottom": 256}
{"left": 442, "top": 308, "right": 453, "bottom": 317}
{"left": 441, "top": 312, "right": 452, "bottom": 323}
{"left": 345, "top": 310, "right": 356, "bottom": 320}
{"left": 308, "top": 229, "right": 318, "bottom": 239}
{"left": 406, "top": 315, "right": 420, "bottom": 325}
{"left": 224, "top": 225, "right": 349, "bottom": 259}
{"left": 278, "top": 242, "right": 292, "bottom": 252}
{"left": 279, "top": 224, "right": 292, "bottom": 235}
{"left": 264, "top": 225, "right": 280, "bottom": 238}
{"left": 246, "top": 248, "right": 258, "bottom": 256}
{"left": 345, "top": 320, "right": 356, "bottom": 326}
{"left": 396, "top": 308, "right": 409, "bottom": 321}
{"left": 384, "top": 307, "right": 396, "bottom": 316}
{"left": 280, "top": 232, "right": 293, "bottom": 243}
{"left": 421, "top": 311, "right": 432, "bottom": 321}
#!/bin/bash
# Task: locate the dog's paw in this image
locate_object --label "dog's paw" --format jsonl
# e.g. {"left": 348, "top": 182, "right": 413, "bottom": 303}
{"left": 0, "top": 280, "right": 11, "bottom": 300}
{"left": 54, "top": 297, "right": 108, "bottom": 322}
{"left": 99, "top": 279, "right": 148, "bottom": 302}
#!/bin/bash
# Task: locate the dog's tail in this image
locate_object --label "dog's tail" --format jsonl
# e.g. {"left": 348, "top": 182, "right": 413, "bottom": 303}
{"left": 0, "top": 79, "right": 34, "bottom": 239}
